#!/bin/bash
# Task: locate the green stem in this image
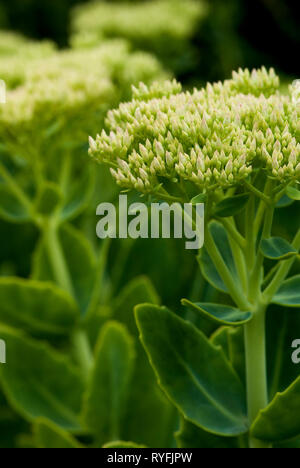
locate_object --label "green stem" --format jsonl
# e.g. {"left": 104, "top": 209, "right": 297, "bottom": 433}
{"left": 245, "top": 195, "right": 256, "bottom": 270}
{"left": 244, "top": 305, "right": 270, "bottom": 448}
{"left": 156, "top": 188, "right": 184, "bottom": 204}
{"left": 244, "top": 180, "right": 271, "bottom": 204}
{"left": 249, "top": 204, "right": 274, "bottom": 299}
{"left": 205, "top": 225, "right": 250, "bottom": 310}
{"left": 43, "top": 220, "right": 93, "bottom": 375}
{"left": 0, "top": 161, "right": 33, "bottom": 213}
{"left": 217, "top": 217, "right": 246, "bottom": 249}
{"left": 43, "top": 220, "right": 75, "bottom": 297}
{"left": 227, "top": 225, "right": 248, "bottom": 294}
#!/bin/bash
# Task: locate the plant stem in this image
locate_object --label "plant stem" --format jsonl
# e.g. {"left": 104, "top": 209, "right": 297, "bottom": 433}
{"left": 43, "top": 219, "right": 93, "bottom": 376}
{"left": 217, "top": 217, "right": 246, "bottom": 249}
{"left": 205, "top": 225, "right": 250, "bottom": 310}
{"left": 0, "top": 161, "right": 33, "bottom": 213}
{"left": 43, "top": 220, "right": 75, "bottom": 297}
{"left": 244, "top": 180, "right": 271, "bottom": 204}
{"left": 244, "top": 305, "right": 270, "bottom": 448}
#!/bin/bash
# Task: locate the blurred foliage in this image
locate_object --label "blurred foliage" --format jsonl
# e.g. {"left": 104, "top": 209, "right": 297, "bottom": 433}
{"left": 0, "top": 31, "right": 193, "bottom": 447}
{"left": 71, "top": 0, "right": 206, "bottom": 76}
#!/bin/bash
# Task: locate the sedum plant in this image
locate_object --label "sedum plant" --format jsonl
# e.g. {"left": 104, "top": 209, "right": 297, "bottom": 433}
{"left": 0, "top": 31, "right": 56, "bottom": 89}
{"left": 0, "top": 34, "right": 179, "bottom": 448}
{"left": 90, "top": 68, "right": 300, "bottom": 448}
{"left": 71, "top": 0, "right": 207, "bottom": 75}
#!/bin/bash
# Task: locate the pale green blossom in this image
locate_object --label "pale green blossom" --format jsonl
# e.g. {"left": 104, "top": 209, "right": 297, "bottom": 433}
{"left": 90, "top": 68, "right": 300, "bottom": 195}
{"left": 0, "top": 31, "right": 56, "bottom": 89}
{"left": 71, "top": 0, "right": 206, "bottom": 74}
{"left": 0, "top": 40, "right": 168, "bottom": 153}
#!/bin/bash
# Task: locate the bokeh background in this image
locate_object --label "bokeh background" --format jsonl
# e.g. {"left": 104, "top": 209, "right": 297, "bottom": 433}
{"left": 0, "top": 0, "right": 299, "bottom": 82}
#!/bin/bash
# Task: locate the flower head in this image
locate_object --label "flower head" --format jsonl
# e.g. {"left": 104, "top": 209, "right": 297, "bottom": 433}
{"left": 90, "top": 68, "right": 300, "bottom": 196}
{"left": 72, "top": 0, "right": 206, "bottom": 48}
{"left": 0, "top": 40, "right": 167, "bottom": 152}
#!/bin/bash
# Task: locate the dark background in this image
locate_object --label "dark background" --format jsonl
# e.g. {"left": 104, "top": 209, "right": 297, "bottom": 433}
{"left": 0, "top": 0, "right": 299, "bottom": 82}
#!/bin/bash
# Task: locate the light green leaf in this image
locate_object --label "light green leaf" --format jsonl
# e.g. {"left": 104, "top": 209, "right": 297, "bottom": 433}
{"left": 32, "top": 224, "right": 97, "bottom": 315}
{"left": 251, "top": 376, "right": 300, "bottom": 442}
{"left": 0, "top": 277, "right": 79, "bottom": 335}
{"left": 102, "top": 441, "right": 147, "bottom": 448}
{"left": 272, "top": 275, "right": 300, "bottom": 307}
{"left": 176, "top": 418, "right": 239, "bottom": 448}
{"left": 82, "top": 322, "right": 135, "bottom": 444}
{"left": 198, "top": 221, "right": 239, "bottom": 293}
{"left": 135, "top": 304, "right": 248, "bottom": 437}
{"left": 35, "top": 418, "right": 83, "bottom": 448}
{"left": 113, "top": 277, "right": 176, "bottom": 449}
{"left": 286, "top": 186, "right": 300, "bottom": 201}
{"left": 0, "top": 185, "right": 30, "bottom": 223}
{"left": 0, "top": 326, "right": 84, "bottom": 431}
{"left": 214, "top": 194, "right": 250, "bottom": 218}
{"left": 261, "top": 237, "right": 298, "bottom": 260}
{"left": 182, "top": 299, "right": 253, "bottom": 326}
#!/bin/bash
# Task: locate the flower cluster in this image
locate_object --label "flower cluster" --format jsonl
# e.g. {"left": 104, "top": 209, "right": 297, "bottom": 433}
{"left": 89, "top": 68, "right": 300, "bottom": 195}
{"left": 71, "top": 0, "right": 206, "bottom": 73}
{"left": 0, "top": 39, "right": 167, "bottom": 151}
{"left": 0, "top": 31, "right": 56, "bottom": 89}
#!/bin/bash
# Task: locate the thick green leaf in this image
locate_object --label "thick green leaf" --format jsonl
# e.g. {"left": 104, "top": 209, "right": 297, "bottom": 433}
{"left": 0, "top": 326, "right": 84, "bottom": 431}
{"left": 272, "top": 275, "right": 300, "bottom": 307}
{"left": 276, "top": 194, "right": 295, "bottom": 208}
{"left": 103, "top": 441, "right": 147, "bottom": 448}
{"left": 113, "top": 277, "right": 176, "bottom": 449}
{"left": 251, "top": 376, "right": 300, "bottom": 442}
{"left": 176, "top": 418, "right": 239, "bottom": 448}
{"left": 211, "top": 327, "right": 246, "bottom": 386}
{"left": 0, "top": 185, "right": 30, "bottom": 223}
{"left": 286, "top": 186, "right": 300, "bottom": 201}
{"left": 0, "top": 277, "right": 79, "bottom": 335}
{"left": 35, "top": 418, "right": 83, "bottom": 448}
{"left": 182, "top": 299, "right": 252, "bottom": 326}
{"left": 191, "top": 193, "right": 207, "bottom": 205}
{"left": 113, "top": 276, "right": 160, "bottom": 336}
{"left": 135, "top": 304, "right": 248, "bottom": 437}
{"left": 198, "top": 221, "right": 239, "bottom": 293}
{"left": 82, "top": 321, "right": 135, "bottom": 444}
{"left": 214, "top": 194, "right": 250, "bottom": 218}
{"left": 32, "top": 224, "right": 97, "bottom": 315}
{"left": 261, "top": 237, "right": 298, "bottom": 260}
